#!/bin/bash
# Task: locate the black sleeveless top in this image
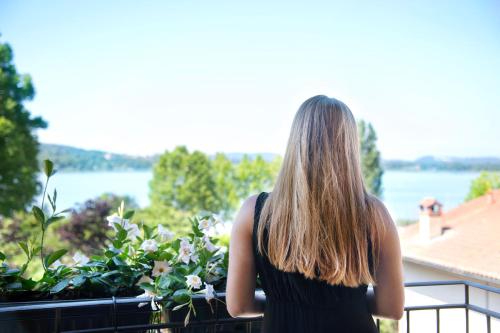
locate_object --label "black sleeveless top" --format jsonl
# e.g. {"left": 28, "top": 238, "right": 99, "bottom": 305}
{"left": 252, "top": 192, "right": 378, "bottom": 333}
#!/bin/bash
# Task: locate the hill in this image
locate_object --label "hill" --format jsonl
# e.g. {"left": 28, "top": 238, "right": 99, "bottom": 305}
{"left": 39, "top": 144, "right": 500, "bottom": 172}
{"left": 39, "top": 144, "right": 157, "bottom": 171}
{"left": 383, "top": 156, "right": 500, "bottom": 171}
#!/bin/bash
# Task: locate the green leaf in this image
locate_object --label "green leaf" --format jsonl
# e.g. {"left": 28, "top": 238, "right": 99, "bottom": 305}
{"left": 143, "top": 225, "right": 153, "bottom": 239}
{"left": 171, "top": 239, "right": 181, "bottom": 251}
{"left": 123, "top": 210, "right": 135, "bottom": 219}
{"left": 18, "top": 242, "right": 30, "bottom": 258}
{"left": 139, "top": 283, "right": 155, "bottom": 292}
{"left": 47, "top": 193, "right": 55, "bottom": 211}
{"left": 191, "top": 266, "right": 202, "bottom": 276}
{"left": 43, "top": 159, "right": 55, "bottom": 177}
{"left": 2, "top": 268, "right": 21, "bottom": 276}
{"left": 173, "top": 289, "right": 191, "bottom": 304}
{"left": 44, "top": 249, "right": 68, "bottom": 268}
{"left": 101, "top": 270, "right": 120, "bottom": 278}
{"left": 112, "top": 257, "right": 126, "bottom": 266}
{"left": 158, "top": 275, "right": 172, "bottom": 289}
{"left": 32, "top": 246, "right": 42, "bottom": 255}
{"left": 0, "top": 251, "right": 5, "bottom": 261}
{"left": 32, "top": 206, "right": 45, "bottom": 224}
{"left": 172, "top": 302, "right": 188, "bottom": 311}
{"left": 94, "top": 277, "right": 112, "bottom": 287}
{"left": 50, "top": 279, "right": 69, "bottom": 293}
{"left": 117, "top": 228, "right": 127, "bottom": 241}
{"left": 57, "top": 208, "right": 72, "bottom": 214}
{"left": 72, "top": 275, "right": 87, "bottom": 287}
{"left": 169, "top": 274, "right": 185, "bottom": 285}
{"left": 45, "top": 215, "right": 65, "bottom": 227}
{"left": 6, "top": 282, "right": 23, "bottom": 290}
{"left": 21, "top": 279, "right": 37, "bottom": 290}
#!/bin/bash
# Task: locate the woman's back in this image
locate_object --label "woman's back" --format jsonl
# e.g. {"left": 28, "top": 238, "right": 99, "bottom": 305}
{"left": 253, "top": 192, "right": 378, "bottom": 333}
{"left": 226, "top": 96, "right": 404, "bottom": 332}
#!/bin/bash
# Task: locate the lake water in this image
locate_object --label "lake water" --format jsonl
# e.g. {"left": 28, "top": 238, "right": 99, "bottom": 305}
{"left": 40, "top": 170, "right": 479, "bottom": 222}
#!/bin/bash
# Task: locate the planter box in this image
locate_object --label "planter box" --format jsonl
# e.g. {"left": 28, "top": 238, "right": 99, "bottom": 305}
{"left": 0, "top": 293, "right": 263, "bottom": 333}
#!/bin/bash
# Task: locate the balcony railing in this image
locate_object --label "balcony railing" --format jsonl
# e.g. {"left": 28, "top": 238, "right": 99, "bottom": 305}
{"left": 392, "top": 280, "right": 500, "bottom": 333}
{"left": 0, "top": 280, "right": 499, "bottom": 333}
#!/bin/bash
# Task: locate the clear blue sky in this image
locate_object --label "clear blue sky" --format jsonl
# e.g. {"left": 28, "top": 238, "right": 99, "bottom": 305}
{"left": 1, "top": 0, "right": 499, "bottom": 159}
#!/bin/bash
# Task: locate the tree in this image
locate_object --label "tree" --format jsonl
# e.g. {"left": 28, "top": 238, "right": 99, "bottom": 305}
{"left": 0, "top": 39, "right": 47, "bottom": 216}
{"left": 358, "top": 120, "right": 383, "bottom": 197}
{"left": 149, "top": 146, "right": 223, "bottom": 215}
{"left": 234, "top": 155, "right": 280, "bottom": 200}
{"left": 466, "top": 171, "right": 500, "bottom": 201}
{"left": 212, "top": 153, "right": 239, "bottom": 218}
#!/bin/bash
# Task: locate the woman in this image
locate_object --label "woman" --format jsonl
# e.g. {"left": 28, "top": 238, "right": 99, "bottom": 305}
{"left": 226, "top": 95, "right": 404, "bottom": 332}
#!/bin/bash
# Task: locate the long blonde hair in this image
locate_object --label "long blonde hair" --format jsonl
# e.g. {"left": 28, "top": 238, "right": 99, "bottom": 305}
{"left": 257, "top": 95, "right": 384, "bottom": 287}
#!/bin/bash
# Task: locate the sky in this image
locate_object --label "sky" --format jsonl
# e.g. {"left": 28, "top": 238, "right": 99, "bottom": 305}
{"left": 1, "top": 0, "right": 499, "bottom": 160}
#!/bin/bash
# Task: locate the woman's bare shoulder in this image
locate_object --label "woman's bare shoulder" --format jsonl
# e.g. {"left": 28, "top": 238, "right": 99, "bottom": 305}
{"left": 367, "top": 194, "right": 398, "bottom": 238}
{"left": 232, "top": 194, "right": 260, "bottom": 233}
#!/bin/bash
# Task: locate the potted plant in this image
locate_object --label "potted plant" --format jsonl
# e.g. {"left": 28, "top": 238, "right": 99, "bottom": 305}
{"left": 0, "top": 160, "right": 262, "bottom": 332}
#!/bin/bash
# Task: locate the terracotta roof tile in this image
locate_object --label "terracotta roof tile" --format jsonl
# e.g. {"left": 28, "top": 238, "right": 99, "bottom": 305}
{"left": 399, "top": 189, "right": 500, "bottom": 283}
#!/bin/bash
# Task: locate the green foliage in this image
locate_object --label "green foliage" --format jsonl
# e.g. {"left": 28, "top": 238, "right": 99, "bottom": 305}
{"left": 0, "top": 171, "right": 228, "bottom": 327}
{"left": 235, "top": 155, "right": 281, "bottom": 200}
{"left": 0, "top": 39, "right": 47, "bottom": 216}
{"left": 466, "top": 171, "right": 500, "bottom": 201}
{"left": 358, "top": 120, "right": 383, "bottom": 197}
{"left": 150, "top": 146, "right": 222, "bottom": 215}
{"left": 379, "top": 319, "right": 398, "bottom": 333}
{"left": 149, "top": 147, "right": 282, "bottom": 227}
{"left": 135, "top": 204, "right": 195, "bottom": 236}
{"left": 212, "top": 153, "right": 239, "bottom": 218}
{"left": 32, "top": 160, "right": 70, "bottom": 272}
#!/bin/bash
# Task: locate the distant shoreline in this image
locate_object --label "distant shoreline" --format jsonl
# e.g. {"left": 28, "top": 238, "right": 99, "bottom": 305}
{"left": 39, "top": 143, "right": 500, "bottom": 173}
{"left": 40, "top": 169, "right": 483, "bottom": 174}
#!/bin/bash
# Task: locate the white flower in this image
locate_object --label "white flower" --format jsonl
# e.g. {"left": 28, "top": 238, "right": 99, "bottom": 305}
{"left": 50, "top": 259, "right": 64, "bottom": 269}
{"left": 157, "top": 225, "right": 174, "bottom": 242}
{"left": 190, "top": 253, "right": 199, "bottom": 263}
{"left": 179, "top": 239, "right": 197, "bottom": 264}
{"left": 136, "top": 289, "right": 161, "bottom": 310}
{"left": 180, "top": 238, "right": 190, "bottom": 248}
{"left": 198, "top": 218, "right": 212, "bottom": 231}
{"left": 136, "top": 275, "right": 154, "bottom": 286}
{"left": 106, "top": 213, "right": 130, "bottom": 231}
{"left": 72, "top": 252, "right": 90, "bottom": 266}
{"left": 126, "top": 223, "right": 141, "bottom": 241}
{"left": 202, "top": 235, "right": 217, "bottom": 252}
{"left": 186, "top": 274, "right": 202, "bottom": 289}
{"left": 140, "top": 239, "right": 158, "bottom": 253}
{"left": 152, "top": 261, "right": 172, "bottom": 277}
{"left": 179, "top": 245, "right": 193, "bottom": 264}
{"left": 212, "top": 214, "right": 223, "bottom": 225}
{"left": 204, "top": 283, "right": 215, "bottom": 301}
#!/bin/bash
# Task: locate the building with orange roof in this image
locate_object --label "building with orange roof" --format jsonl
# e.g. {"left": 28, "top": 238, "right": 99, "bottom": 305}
{"left": 398, "top": 190, "right": 500, "bottom": 332}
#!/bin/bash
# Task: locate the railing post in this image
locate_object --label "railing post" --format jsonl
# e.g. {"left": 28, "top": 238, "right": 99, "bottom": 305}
{"left": 436, "top": 308, "right": 440, "bottom": 333}
{"left": 465, "top": 284, "right": 469, "bottom": 333}
{"left": 55, "top": 308, "right": 61, "bottom": 333}
{"left": 376, "top": 318, "right": 380, "bottom": 332}
{"left": 486, "top": 315, "right": 491, "bottom": 333}
{"left": 111, "top": 296, "right": 117, "bottom": 333}
{"left": 406, "top": 310, "right": 410, "bottom": 333}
